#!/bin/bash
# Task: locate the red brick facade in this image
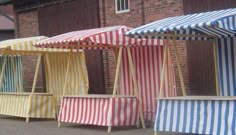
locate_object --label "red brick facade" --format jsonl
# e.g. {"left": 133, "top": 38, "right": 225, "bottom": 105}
{"left": 14, "top": 0, "right": 188, "bottom": 95}
{"left": 15, "top": 10, "right": 44, "bottom": 92}
{"left": 99, "top": 0, "right": 188, "bottom": 95}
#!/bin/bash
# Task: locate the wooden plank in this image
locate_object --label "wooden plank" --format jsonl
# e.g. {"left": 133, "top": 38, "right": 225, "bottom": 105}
{"left": 10, "top": 56, "right": 19, "bottom": 92}
{"left": 213, "top": 38, "right": 220, "bottom": 96}
{"left": 127, "top": 47, "right": 146, "bottom": 129}
{"left": 172, "top": 35, "right": 186, "bottom": 96}
{"left": 159, "top": 45, "right": 168, "bottom": 97}
{"left": 31, "top": 55, "right": 42, "bottom": 93}
{"left": 62, "top": 52, "right": 72, "bottom": 96}
{"left": 112, "top": 47, "right": 123, "bottom": 96}
{"left": 0, "top": 55, "right": 7, "bottom": 88}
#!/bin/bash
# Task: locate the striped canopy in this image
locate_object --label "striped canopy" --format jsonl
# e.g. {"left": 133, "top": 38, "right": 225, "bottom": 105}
{"left": 34, "top": 26, "right": 164, "bottom": 49}
{"left": 0, "top": 36, "right": 76, "bottom": 54}
{"left": 126, "top": 8, "right": 236, "bottom": 40}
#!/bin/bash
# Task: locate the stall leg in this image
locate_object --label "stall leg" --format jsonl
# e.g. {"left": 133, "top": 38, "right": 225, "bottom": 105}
{"left": 107, "top": 126, "right": 112, "bottom": 133}
{"left": 26, "top": 117, "right": 29, "bottom": 123}
{"left": 154, "top": 131, "right": 157, "bottom": 135}
{"left": 58, "top": 121, "right": 61, "bottom": 127}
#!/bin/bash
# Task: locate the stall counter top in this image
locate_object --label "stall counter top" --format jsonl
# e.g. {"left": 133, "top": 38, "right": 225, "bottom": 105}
{"left": 63, "top": 94, "right": 137, "bottom": 98}
{"left": 156, "top": 96, "right": 236, "bottom": 100}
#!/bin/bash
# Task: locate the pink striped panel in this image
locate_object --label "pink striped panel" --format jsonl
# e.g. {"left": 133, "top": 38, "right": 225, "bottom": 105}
{"left": 58, "top": 96, "right": 139, "bottom": 126}
{"left": 119, "top": 46, "right": 176, "bottom": 122}
{"left": 34, "top": 26, "right": 164, "bottom": 48}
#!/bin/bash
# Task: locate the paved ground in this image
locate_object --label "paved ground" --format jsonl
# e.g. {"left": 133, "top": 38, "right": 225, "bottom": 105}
{"left": 0, "top": 115, "right": 178, "bottom": 135}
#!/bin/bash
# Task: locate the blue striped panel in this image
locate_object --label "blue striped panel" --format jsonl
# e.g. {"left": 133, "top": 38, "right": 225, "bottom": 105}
{"left": 154, "top": 99, "right": 236, "bottom": 135}
{"left": 0, "top": 56, "right": 24, "bottom": 92}
{"left": 126, "top": 8, "right": 236, "bottom": 39}
{"left": 217, "top": 37, "right": 236, "bottom": 96}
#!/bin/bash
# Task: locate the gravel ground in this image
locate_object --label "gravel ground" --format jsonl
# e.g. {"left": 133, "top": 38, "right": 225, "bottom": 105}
{"left": 0, "top": 115, "right": 179, "bottom": 135}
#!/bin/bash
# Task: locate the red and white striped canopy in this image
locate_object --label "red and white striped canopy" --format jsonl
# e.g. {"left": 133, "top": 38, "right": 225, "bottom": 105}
{"left": 34, "top": 26, "right": 165, "bottom": 49}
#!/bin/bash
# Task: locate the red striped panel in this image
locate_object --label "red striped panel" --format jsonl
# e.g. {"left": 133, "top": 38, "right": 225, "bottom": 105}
{"left": 58, "top": 96, "right": 139, "bottom": 126}
{"left": 119, "top": 46, "right": 176, "bottom": 122}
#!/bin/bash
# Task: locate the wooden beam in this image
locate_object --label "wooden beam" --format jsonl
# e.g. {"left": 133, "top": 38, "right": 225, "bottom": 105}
{"left": 112, "top": 47, "right": 123, "bottom": 96}
{"left": 31, "top": 55, "right": 42, "bottom": 93}
{"left": 0, "top": 55, "right": 7, "bottom": 88}
{"left": 172, "top": 35, "right": 186, "bottom": 96}
{"left": 63, "top": 52, "right": 72, "bottom": 96}
{"left": 127, "top": 47, "right": 146, "bottom": 129}
{"left": 10, "top": 56, "right": 19, "bottom": 92}
{"left": 159, "top": 45, "right": 168, "bottom": 97}
{"left": 213, "top": 38, "right": 220, "bottom": 96}
{"left": 75, "top": 47, "right": 88, "bottom": 95}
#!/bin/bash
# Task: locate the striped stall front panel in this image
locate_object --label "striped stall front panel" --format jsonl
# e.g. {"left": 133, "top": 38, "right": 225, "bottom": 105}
{"left": 119, "top": 46, "right": 176, "bottom": 122}
{"left": 58, "top": 97, "right": 139, "bottom": 126}
{"left": 217, "top": 37, "right": 236, "bottom": 96}
{"left": 0, "top": 94, "right": 28, "bottom": 117}
{"left": 0, "top": 56, "right": 24, "bottom": 92}
{"left": 29, "top": 95, "right": 56, "bottom": 119}
{"left": 107, "top": 97, "right": 139, "bottom": 126}
{"left": 155, "top": 99, "right": 236, "bottom": 135}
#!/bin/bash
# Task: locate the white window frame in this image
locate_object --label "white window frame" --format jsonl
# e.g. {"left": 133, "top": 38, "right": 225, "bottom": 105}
{"left": 115, "top": 0, "right": 130, "bottom": 14}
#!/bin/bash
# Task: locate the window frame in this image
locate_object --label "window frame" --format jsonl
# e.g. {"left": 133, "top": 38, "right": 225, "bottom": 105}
{"left": 115, "top": 0, "right": 130, "bottom": 14}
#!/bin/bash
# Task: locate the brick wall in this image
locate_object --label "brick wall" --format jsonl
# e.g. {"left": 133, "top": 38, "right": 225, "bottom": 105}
{"left": 15, "top": 10, "right": 44, "bottom": 92}
{"left": 100, "top": 0, "right": 189, "bottom": 95}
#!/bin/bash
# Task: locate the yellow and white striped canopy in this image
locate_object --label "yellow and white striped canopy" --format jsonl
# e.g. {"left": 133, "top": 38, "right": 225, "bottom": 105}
{"left": 0, "top": 36, "right": 78, "bottom": 54}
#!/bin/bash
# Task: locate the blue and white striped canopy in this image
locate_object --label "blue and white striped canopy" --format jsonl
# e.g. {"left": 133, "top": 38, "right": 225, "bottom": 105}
{"left": 126, "top": 8, "right": 236, "bottom": 40}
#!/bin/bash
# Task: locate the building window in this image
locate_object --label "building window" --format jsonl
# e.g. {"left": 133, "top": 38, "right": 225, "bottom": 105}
{"left": 115, "top": 0, "right": 130, "bottom": 14}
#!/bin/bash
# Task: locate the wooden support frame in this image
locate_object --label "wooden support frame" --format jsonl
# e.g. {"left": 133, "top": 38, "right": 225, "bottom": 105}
{"left": 0, "top": 55, "right": 7, "bottom": 88}
{"left": 127, "top": 47, "right": 146, "bottom": 129}
{"left": 213, "top": 38, "right": 220, "bottom": 96}
{"left": 75, "top": 46, "right": 88, "bottom": 95}
{"left": 45, "top": 54, "right": 58, "bottom": 118}
{"left": 167, "top": 44, "right": 173, "bottom": 96}
{"left": 172, "top": 35, "right": 186, "bottom": 96}
{"left": 26, "top": 55, "right": 42, "bottom": 123}
{"left": 10, "top": 55, "right": 19, "bottom": 92}
{"left": 159, "top": 42, "right": 168, "bottom": 97}
{"left": 112, "top": 47, "right": 123, "bottom": 96}
{"left": 58, "top": 50, "right": 73, "bottom": 127}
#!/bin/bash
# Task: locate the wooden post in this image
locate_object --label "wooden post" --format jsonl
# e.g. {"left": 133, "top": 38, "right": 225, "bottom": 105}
{"left": 75, "top": 47, "right": 88, "bottom": 95}
{"left": 159, "top": 45, "right": 168, "bottom": 97}
{"left": 45, "top": 54, "right": 58, "bottom": 117}
{"left": 63, "top": 52, "right": 72, "bottom": 96}
{"left": 167, "top": 45, "right": 173, "bottom": 96}
{"left": 0, "top": 55, "right": 7, "bottom": 88}
{"left": 31, "top": 55, "right": 41, "bottom": 93}
{"left": 213, "top": 38, "right": 220, "bottom": 96}
{"left": 10, "top": 56, "right": 19, "bottom": 92}
{"left": 27, "top": 55, "right": 41, "bottom": 123}
{"left": 107, "top": 126, "right": 112, "bottom": 133}
{"left": 112, "top": 47, "right": 123, "bottom": 96}
{"left": 172, "top": 35, "right": 186, "bottom": 96}
{"left": 127, "top": 47, "right": 146, "bottom": 129}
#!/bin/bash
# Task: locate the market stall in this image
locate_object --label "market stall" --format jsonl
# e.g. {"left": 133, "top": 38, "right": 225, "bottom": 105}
{"left": 0, "top": 36, "right": 88, "bottom": 122}
{"left": 34, "top": 25, "right": 176, "bottom": 132}
{"left": 126, "top": 8, "right": 236, "bottom": 135}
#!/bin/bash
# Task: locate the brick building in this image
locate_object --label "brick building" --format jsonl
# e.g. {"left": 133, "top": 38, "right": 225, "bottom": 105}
{"left": 0, "top": 3, "right": 14, "bottom": 41}
{"left": 1, "top": 0, "right": 236, "bottom": 95}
